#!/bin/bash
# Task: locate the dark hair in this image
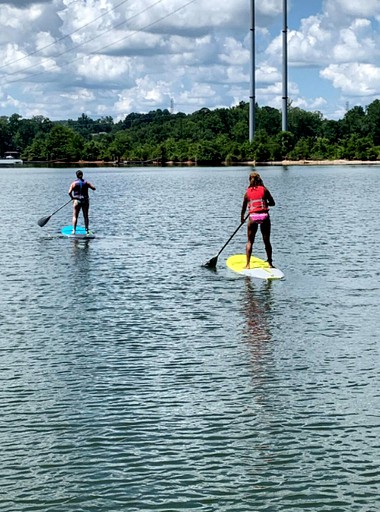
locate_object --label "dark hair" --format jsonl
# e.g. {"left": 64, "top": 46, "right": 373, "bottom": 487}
{"left": 249, "top": 172, "right": 263, "bottom": 187}
{"left": 76, "top": 170, "right": 83, "bottom": 178}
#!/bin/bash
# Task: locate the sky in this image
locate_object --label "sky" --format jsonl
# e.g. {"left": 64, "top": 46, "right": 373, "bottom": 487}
{"left": 1, "top": 0, "right": 380, "bottom": 121}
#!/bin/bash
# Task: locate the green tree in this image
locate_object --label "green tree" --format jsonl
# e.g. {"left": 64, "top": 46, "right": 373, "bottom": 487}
{"left": 231, "top": 120, "right": 248, "bottom": 143}
{"left": 0, "top": 117, "right": 11, "bottom": 156}
{"left": 310, "top": 137, "right": 334, "bottom": 160}
{"left": 275, "top": 131, "right": 295, "bottom": 159}
{"left": 45, "top": 125, "right": 85, "bottom": 161}
{"left": 337, "top": 134, "right": 376, "bottom": 160}
{"left": 319, "top": 119, "right": 342, "bottom": 143}
{"left": 340, "top": 106, "right": 367, "bottom": 139}
{"left": 288, "top": 137, "right": 312, "bottom": 160}
{"left": 366, "top": 100, "right": 380, "bottom": 145}
{"left": 190, "top": 141, "right": 222, "bottom": 163}
{"left": 22, "top": 137, "right": 47, "bottom": 161}
{"left": 256, "top": 106, "right": 281, "bottom": 135}
{"left": 288, "top": 107, "right": 323, "bottom": 139}
{"left": 68, "top": 113, "right": 95, "bottom": 139}
{"left": 102, "top": 131, "right": 130, "bottom": 161}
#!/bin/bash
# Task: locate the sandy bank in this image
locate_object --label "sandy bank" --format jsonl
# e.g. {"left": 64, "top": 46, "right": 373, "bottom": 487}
{"left": 253, "top": 159, "right": 380, "bottom": 166}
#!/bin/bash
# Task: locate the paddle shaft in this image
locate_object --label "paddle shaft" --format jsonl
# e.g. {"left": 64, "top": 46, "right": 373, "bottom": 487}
{"left": 215, "top": 213, "right": 249, "bottom": 258}
{"left": 50, "top": 198, "right": 73, "bottom": 216}
{"left": 38, "top": 198, "right": 72, "bottom": 227}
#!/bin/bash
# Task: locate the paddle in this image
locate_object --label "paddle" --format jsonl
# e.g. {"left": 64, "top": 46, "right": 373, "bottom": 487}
{"left": 203, "top": 213, "right": 249, "bottom": 269}
{"left": 37, "top": 198, "right": 72, "bottom": 227}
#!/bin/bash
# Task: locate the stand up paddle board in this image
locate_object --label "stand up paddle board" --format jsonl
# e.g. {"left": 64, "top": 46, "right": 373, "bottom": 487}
{"left": 61, "top": 225, "right": 95, "bottom": 239}
{"left": 226, "top": 254, "right": 284, "bottom": 280}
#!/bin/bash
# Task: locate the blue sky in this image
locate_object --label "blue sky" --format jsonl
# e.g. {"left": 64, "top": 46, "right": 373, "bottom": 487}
{"left": 1, "top": 0, "right": 380, "bottom": 121}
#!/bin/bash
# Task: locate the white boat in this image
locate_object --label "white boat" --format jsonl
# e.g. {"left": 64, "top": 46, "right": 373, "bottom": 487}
{"left": 0, "top": 156, "right": 23, "bottom": 165}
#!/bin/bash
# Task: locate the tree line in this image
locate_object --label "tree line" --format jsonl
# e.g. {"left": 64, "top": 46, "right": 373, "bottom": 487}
{"left": 1, "top": 100, "right": 380, "bottom": 164}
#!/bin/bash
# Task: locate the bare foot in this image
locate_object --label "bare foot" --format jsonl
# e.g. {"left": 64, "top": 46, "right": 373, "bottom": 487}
{"left": 244, "top": 265, "right": 250, "bottom": 269}
{"left": 267, "top": 261, "right": 275, "bottom": 268}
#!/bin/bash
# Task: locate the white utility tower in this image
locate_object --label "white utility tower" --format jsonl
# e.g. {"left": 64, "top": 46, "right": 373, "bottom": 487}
{"left": 282, "top": 0, "right": 288, "bottom": 132}
{"left": 249, "top": 0, "right": 288, "bottom": 140}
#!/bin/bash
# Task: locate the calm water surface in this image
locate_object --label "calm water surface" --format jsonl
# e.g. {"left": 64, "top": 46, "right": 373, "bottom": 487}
{"left": 0, "top": 165, "right": 379, "bottom": 511}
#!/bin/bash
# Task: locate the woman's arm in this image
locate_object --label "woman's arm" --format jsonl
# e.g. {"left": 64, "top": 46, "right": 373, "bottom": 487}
{"left": 241, "top": 193, "right": 248, "bottom": 223}
{"left": 265, "top": 188, "right": 275, "bottom": 207}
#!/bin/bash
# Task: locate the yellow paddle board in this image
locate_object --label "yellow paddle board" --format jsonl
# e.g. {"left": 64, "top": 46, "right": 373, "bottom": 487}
{"left": 226, "top": 254, "right": 284, "bottom": 280}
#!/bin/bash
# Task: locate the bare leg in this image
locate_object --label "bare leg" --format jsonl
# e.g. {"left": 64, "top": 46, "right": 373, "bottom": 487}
{"left": 245, "top": 220, "right": 258, "bottom": 268}
{"left": 72, "top": 203, "right": 81, "bottom": 233}
{"left": 82, "top": 203, "right": 90, "bottom": 231}
{"left": 260, "top": 217, "right": 273, "bottom": 267}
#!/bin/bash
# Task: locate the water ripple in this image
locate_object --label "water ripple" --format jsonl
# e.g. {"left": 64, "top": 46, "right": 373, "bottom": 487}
{"left": 0, "top": 166, "right": 379, "bottom": 511}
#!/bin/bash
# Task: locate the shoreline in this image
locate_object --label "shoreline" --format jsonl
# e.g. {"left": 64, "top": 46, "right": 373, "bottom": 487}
{"left": 255, "top": 159, "right": 380, "bottom": 166}
{"left": 22, "top": 158, "right": 380, "bottom": 167}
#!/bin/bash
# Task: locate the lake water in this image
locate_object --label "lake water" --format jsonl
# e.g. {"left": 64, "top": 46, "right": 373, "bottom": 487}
{"left": 1, "top": 165, "right": 379, "bottom": 511}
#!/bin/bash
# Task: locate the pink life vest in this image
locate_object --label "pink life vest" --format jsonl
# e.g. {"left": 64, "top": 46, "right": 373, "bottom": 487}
{"left": 246, "top": 185, "right": 269, "bottom": 214}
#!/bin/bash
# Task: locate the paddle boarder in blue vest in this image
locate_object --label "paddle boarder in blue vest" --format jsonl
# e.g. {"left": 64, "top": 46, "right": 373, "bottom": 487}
{"left": 241, "top": 172, "right": 275, "bottom": 269}
{"left": 68, "top": 170, "right": 96, "bottom": 234}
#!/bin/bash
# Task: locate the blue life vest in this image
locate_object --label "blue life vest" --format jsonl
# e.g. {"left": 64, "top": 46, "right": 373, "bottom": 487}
{"left": 73, "top": 179, "right": 89, "bottom": 201}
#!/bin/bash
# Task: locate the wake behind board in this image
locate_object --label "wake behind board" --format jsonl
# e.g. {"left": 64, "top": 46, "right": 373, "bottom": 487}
{"left": 61, "top": 225, "right": 95, "bottom": 239}
{"left": 226, "top": 254, "right": 284, "bottom": 280}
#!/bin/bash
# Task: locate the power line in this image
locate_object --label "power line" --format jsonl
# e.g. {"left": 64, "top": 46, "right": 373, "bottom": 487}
{"left": 4, "top": 0, "right": 197, "bottom": 86}
{"left": 87, "top": 0, "right": 197, "bottom": 55}
{"left": 2, "top": 0, "right": 168, "bottom": 80}
{"left": 0, "top": 0, "right": 132, "bottom": 72}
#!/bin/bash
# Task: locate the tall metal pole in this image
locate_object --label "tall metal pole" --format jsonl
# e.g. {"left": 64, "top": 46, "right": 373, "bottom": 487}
{"left": 249, "top": 0, "right": 255, "bottom": 142}
{"left": 282, "top": 0, "right": 288, "bottom": 131}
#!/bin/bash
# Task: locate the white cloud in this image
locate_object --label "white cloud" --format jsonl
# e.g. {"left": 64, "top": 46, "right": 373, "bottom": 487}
{"left": 321, "top": 63, "right": 380, "bottom": 96}
{"left": 324, "top": 0, "right": 380, "bottom": 20}
{"left": 256, "top": 65, "right": 281, "bottom": 85}
{"left": 35, "top": 31, "right": 58, "bottom": 54}
{"left": 333, "top": 18, "right": 376, "bottom": 62}
{"left": 60, "top": 88, "right": 96, "bottom": 104}
{"left": 257, "top": 79, "right": 299, "bottom": 110}
{"left": 268, "top": 12, "right": 379, "bottom": 69}
{"left": 0, "top": 0, "right": 379, "bottom": 122}
{"left": 292, "top": 96, "right": 327, "bottom": 111}
{"left": 219, "top": 38, "right": 248, "bottom": 66}
{"left": 177, "top": 83, "right": 219, "bottom": 107}
{"left": 114, "top": 76, "right": 172, "bottom": 117}
{"left": 76, "top": 54, "right": 132, "bottom": 83}
{"left": 287, "top": 16, "right": 332, "bottom": 66}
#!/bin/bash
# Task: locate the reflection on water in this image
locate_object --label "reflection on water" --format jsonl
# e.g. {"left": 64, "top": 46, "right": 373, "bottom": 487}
{"left": 242, "top": 279, "right": 273, "bottom": 344}
{"left": 241, "top": 279, "right": 275, "bottom": 418}
{"left": 0, "top": 165, "right": 380, "bottom": 511}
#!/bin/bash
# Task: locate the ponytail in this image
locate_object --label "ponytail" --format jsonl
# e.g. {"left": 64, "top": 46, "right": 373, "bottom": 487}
{"left": 249, "top": 172, "right": 263, "bottom": 187}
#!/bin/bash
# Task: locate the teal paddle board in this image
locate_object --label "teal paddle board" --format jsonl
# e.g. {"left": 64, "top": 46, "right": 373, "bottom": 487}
{"left": 61, "top": 225, "right": 95, "bottom": 239}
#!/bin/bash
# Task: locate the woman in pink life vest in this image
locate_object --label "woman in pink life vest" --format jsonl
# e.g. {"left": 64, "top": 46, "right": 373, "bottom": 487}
{"left": 241, "top": 172, "right": 275, "bottom": 269}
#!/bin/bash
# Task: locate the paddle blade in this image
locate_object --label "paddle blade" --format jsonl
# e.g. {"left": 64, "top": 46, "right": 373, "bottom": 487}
{"left": 203, "top": 255, "right": 218, "bottom": 269}
{"left": 37, "top": 215, "right": 51, "bottom": 227}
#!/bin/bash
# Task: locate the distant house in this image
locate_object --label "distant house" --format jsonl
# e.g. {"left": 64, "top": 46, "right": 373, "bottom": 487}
{"left": 91, "top": 132, "right": 108, "bottom": 138}
{"left": 0, "top": 151, "right": 23, "bottom": 165}
{"left": 4, "top": 151, "right": 21, "bottom": 158}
